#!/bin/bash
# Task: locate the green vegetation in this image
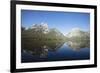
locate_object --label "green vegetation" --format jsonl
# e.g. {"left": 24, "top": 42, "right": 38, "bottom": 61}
{"left": 21, "top": 25, "right": 90, "bottom": 54}
{"left": 21, "top": 26, "right": 65, "bottom": 57}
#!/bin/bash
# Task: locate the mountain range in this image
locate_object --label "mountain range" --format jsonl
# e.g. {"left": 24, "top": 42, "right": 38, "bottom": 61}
{"left": 22, "top": 23, "right": 90, "bottom": 43}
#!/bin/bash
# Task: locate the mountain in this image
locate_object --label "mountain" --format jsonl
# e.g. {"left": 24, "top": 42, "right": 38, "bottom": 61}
{"left": 66, "top": 28, "right": 90, "bottom": 49}
{"left": 47, "top": 28, "right": 65, "bottom": 40}
{"left": 66, "top": 28, "right": 89, "bottom": 39}
{"left": 25, "top": 23, "right": 49, "bottom": 34}
{"left": 22, "top": 23, "right": 65, "bottom": 41}
{"left": 66, "top": 28, "right": 85, "bottom": 38}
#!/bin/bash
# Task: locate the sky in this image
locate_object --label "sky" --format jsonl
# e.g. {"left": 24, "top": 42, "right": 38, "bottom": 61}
{"left": 21, "top": 10, "right": 90, "bottom": 35}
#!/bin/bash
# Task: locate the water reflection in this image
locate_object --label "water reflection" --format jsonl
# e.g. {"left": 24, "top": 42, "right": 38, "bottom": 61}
{"left": 22, "top": 40, "right": 64, "bottom": 57}
{"left": 66, "top": 40, "right": 90, "bottom": 51}
{"left": 22, "top": 40, "right": 90, "bottom": 62}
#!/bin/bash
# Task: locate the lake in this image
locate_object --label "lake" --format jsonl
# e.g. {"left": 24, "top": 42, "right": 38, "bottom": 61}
{"left": 21, "top": 42, "right": 90, "bottom": 63}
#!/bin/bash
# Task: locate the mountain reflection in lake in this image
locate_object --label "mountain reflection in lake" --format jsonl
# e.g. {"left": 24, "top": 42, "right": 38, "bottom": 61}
{"left": 21, "top": 41, "right": 90, "bottom": 63}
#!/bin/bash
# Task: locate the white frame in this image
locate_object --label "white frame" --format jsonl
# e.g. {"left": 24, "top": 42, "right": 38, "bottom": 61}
{"left": 16, "top": 4, "right": 94, "bottom": 69}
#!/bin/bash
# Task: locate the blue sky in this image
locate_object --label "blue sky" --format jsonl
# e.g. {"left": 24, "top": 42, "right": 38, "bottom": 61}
{"left": 21, "top": 10, "right": 90, "bottom": 35}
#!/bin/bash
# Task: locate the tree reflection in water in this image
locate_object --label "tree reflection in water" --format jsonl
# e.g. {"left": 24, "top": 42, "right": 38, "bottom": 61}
{"left": 22, "top": 40, "right": 89, "bottom": 58}
{"left": 22, "top": 39, "right": 90, "bottom": 63}
{"left": 22, "top": 40, "right": 64, "bottom": 57}
{"left": 66, "top": 40, "right": 90, "bottom": 52}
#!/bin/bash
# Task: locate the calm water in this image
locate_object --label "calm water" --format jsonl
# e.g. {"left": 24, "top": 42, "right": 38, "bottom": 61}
{"left": 21, "top": 42, "right": 90, "bottom": 63}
